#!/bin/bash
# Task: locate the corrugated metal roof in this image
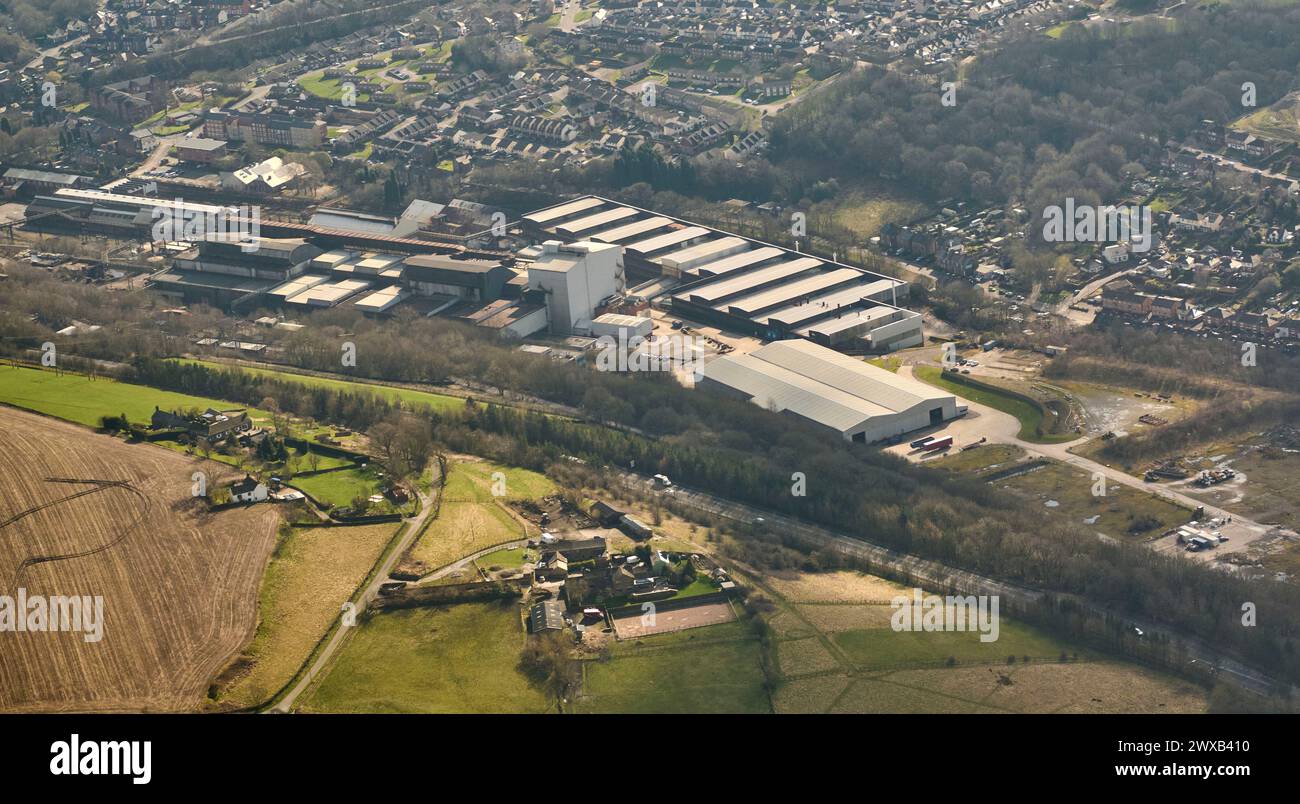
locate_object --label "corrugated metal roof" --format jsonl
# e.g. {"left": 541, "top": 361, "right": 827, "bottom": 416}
{"left": 625, "top": 226, "right": 711, "bottom": 256}
{"left": 658, "top": 236, "right": 749, "bottom": 270}
{"left": 588, "top": 216, "right": 674, "bottom": 243}
{"left": 725, "top": 268, "right": 863, "bottom": 316}
{"left": 687, "top": 257, "right": 820, "bottom": 305}
{"left": 689, "top": 246, "right": 785, "bottom": 278}
{"left": 764, "top": 284, "right": 891, "bottom": 328}
{"left": 523, "top": 196, "right": 607, "bottom": 225}
{"left": 752, "top": 340, "right": 948, "bottom": 413}
{"left": 554, "top": 206, "right": 638, "bottom": 236}
{"left": 702, "top": 352, "right": 891, "bottom": 430}
{"left": 799, "top": 306, "right": 909, "bottom": 337}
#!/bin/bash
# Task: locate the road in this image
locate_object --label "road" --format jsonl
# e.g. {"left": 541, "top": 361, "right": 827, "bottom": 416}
{"left": 628, "top": 473, "right": 1281, "bottom": 695}
{"left": 267, "top": 468, "right": 441, "bottom": 713}
{"left": 123, "top": 81, "right": 272, "bottom": 182}
{"left": 891, "top": 364, "right": 1282, "bottom": 561}
{"left": 413, "top": 538, "right": 527, "bottom": 585}
{"left": 25, "top": 35, "right": 89, "bottom": 72}
{"left": 556, "top": 0, "right": 589, "bottom": 33}
{"left": 1054, "top": 267, "right": 1135, "bottom": 315}
{"left": 231, "top": 83, "right": 273, "bottom": 111}
{"left": 1053, "top": 267, "right": 1137, "bottom": 325}
{"left": 1179, "top": 144, "right": 1296, "bottom": 184}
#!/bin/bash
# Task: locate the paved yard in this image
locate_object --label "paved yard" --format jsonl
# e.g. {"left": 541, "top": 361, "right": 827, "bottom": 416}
{"left": 611, "top": 599, "right": 736, "bottom": 638}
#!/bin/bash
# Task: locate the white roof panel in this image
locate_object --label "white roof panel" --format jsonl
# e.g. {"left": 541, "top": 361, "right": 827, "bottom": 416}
{"left": 751, "top": 339, "right": 948, "bottom": 413}
{"left": 523, "top": 197, "right": 607, "bottom": 225}
{"left": 726, "top": 268, "right": 863, "bottom": 317}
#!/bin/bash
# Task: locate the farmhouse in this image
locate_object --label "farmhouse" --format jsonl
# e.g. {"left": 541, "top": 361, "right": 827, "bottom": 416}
{"left": 150, "top": 406, "right": 252, "bottom": 440}
{"left": 550, "top": 536, "right": 607, "bottom": 563}
{"left": 589, "top": 499, "right": 627, "bottom": 526}
{"left": 227, "top": 475, "right": 269, "bottom": 503}
{"left": 619, "top": 515, "right": 653, "bottom": 539}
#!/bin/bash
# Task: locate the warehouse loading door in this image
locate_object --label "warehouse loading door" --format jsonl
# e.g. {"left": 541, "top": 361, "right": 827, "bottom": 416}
{"left": 929, "top": 408, "right": 943, "bottom": 425}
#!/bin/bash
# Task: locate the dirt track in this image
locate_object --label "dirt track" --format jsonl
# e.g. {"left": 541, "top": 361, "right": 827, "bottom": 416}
{"left": 0, "top": 407, "right": 280, "bottom": 712}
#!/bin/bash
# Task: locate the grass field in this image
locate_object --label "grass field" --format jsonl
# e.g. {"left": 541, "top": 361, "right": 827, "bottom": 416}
{"left": 831, "top": 620, "right": 1072, "bottom": 669}
{"left": 0, "top": 365, "right": 266, "bottom": 429}
{"left": 754, "top": 568, "right": 1206, "bottom": 714}
{"left": 301, "top": 601, "right": 552, "bottom": 713}
{"left": 293, "top": 466, "right": 385, "bottom": 509}
{"left": 407, "top": 458, "right": 555, "bottom": 571}
{"left": 913, "top": 365, "right": 1076, "bottom": 443}
{"left": 178, "top": 359, "right": 464, "bottom": 414}
{"left": 831, "top": 193, "right": 928, "bottom": 237}
{"left": 1231, "top": 93, "right": 1300, "bottom": 144}
{"left": 477, "top": 546, "right": 528, "bottom": 570}
{"left": 995, "top": 461, "right": 1191, "bottom": 542}
{"left": 441, "top": 458, "right": 558, "bottom": 502}
{"left": 408, "top": 501, "right": 525, "bottom": 571}
{"left": 216, "top": 523, "right": 398, "bottom": 708}
{"left": 576, "top": 621, "right": 770, "bottom": 713}
{"left": 299, "top": 72, "right": 365, "bottom": 102}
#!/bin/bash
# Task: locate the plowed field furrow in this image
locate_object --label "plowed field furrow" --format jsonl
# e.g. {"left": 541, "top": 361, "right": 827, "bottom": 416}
{"left": 0, "top": 407, "right": 280, "bottom": 712}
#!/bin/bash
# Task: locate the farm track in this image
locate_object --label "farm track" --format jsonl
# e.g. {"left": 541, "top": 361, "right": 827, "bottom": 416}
{"left": 0, "top": 407, "right": 281, "bottom": 712}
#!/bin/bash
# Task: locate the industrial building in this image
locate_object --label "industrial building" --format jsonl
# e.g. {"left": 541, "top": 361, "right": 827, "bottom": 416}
{"left": 521, "top": 195, "right": 924, "bottom": 353}
{"left": 590, "top": 312, "right": 653, "bottom": 339}
{"left": 151, "top": 236, "right": 320, "bottom": 308}
{"left": 24, "top": 189, "right": 496, "bottom": 261}
{"left": 698, "top": 340, "right": 962, "bottom": 443}
{"left": 148, "top": 231, "right": 522, "bottom": 318}
{"left": 403, "top": 253, "right": 515, "bottom": 302}
{"left": 526, "top": 240, "right": 625, "bottom": 335}
{"left": 2, "top": 168, "right": 92, "bottom": 195}
{"left": 174, "top": 137, "right": 229, "bottom": 164}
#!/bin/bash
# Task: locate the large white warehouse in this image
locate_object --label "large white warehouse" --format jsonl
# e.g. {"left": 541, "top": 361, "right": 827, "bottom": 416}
{"left": 698, "top": 340, "right": 963, "bottom": 443}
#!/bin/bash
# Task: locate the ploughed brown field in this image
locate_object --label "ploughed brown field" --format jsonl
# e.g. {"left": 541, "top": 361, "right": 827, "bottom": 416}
{"left": 0, "top": 406, "right": 280, "bottom": 712}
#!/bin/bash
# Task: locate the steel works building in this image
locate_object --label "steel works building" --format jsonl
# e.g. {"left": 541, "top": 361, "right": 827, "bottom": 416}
{"left": 522, "top": 195, "right": 924, "bottom": 353}
{"left": 698, "top": 340, "right": 963, "bottom": 443}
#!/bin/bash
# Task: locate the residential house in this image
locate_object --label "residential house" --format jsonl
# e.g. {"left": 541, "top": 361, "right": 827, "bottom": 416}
{"left": 228, "top": 475, "right": 269, "bottom": 503}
